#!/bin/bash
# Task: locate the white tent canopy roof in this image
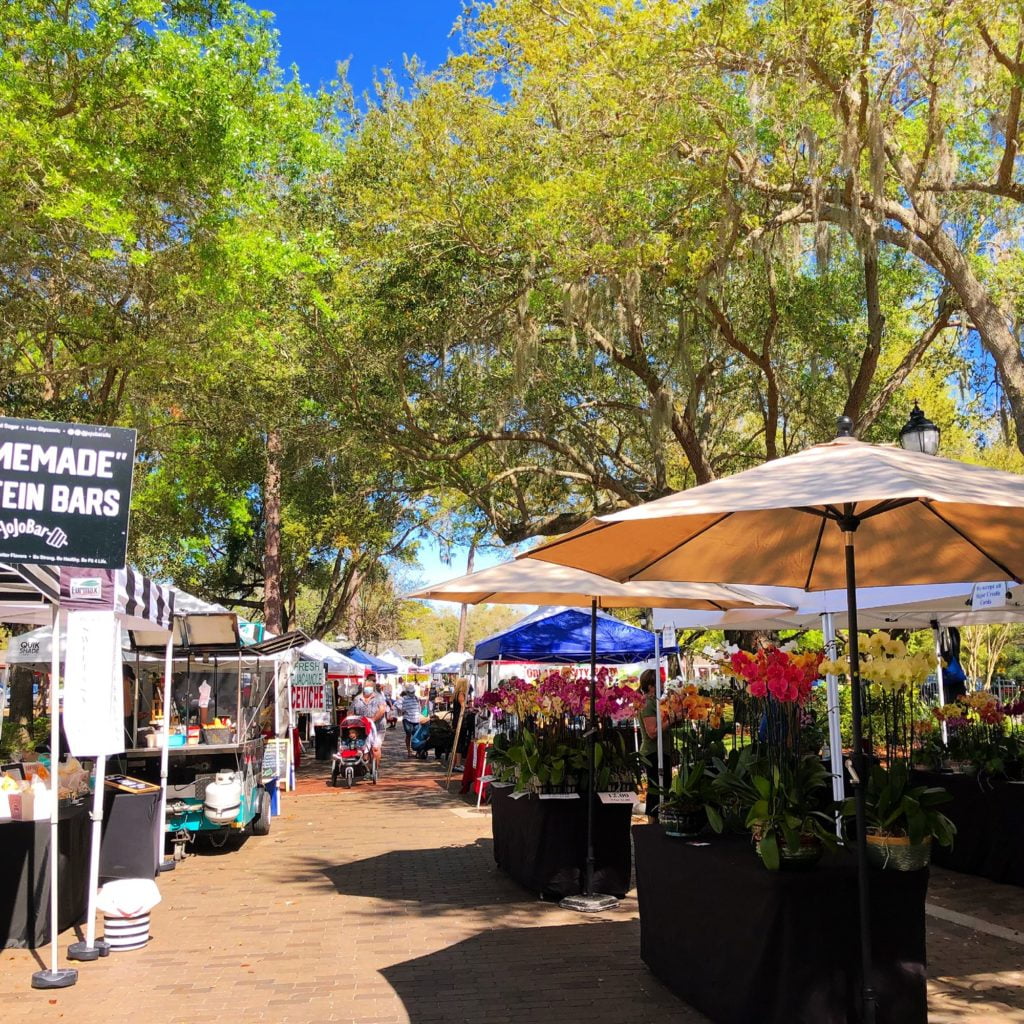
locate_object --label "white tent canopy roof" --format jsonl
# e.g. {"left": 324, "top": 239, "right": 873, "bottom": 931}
{"left": 299, "top": 638, "right": 365, "bottom": 675}
{"left": 425, "top": 651, "right": 473, "bottom": 674}
{"left": 377, "top": 649, "right": 422, "bottom": 674}
{"left": 652, "top": 580, "right": 1024, "bottom": 632}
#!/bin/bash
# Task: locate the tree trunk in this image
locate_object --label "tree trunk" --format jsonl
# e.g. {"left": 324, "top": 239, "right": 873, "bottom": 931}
{"left": 456, "top": 541, "right": 477, "bottom": 653}
{"left": 7, "top": 666, "right": 35, "bottom": 751}
{"left": 263, "top": 429, "right": 284, "bottom": 635}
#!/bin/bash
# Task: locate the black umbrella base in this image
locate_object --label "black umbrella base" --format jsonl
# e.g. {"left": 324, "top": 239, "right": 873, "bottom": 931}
{"left": 31, "top": 967, "right": 78, "bottom": 989}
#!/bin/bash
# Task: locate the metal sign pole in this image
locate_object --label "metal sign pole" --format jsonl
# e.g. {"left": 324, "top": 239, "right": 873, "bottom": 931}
{"left": 32, "top": 604, "right": 77, "bottom": 989}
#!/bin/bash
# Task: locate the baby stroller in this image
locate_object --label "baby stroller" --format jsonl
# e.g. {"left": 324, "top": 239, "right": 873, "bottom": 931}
{"left": 331, "top": 715, "right": 378, "bottom": 788}
{"left": 411, "top": 714, "right": 455, "bottom": 761}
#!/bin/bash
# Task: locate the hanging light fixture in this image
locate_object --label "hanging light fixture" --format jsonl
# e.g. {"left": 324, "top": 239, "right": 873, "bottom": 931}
{"left": 898, "top": 402, "right": 940, "bottom": 455}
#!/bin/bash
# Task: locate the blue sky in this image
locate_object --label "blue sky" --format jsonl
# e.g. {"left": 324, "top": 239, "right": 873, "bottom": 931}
{"left": 266, "top": 1, "right": 465, "bottom": 96}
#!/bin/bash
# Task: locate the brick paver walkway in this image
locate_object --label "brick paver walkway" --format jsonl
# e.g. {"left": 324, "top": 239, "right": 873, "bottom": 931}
{"left": 2, "top": 733, "right": 1024, "bottom": 1023}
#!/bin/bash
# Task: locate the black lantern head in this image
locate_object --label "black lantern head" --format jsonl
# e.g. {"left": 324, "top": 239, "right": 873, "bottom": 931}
{"left": 899, "top": 402, "right": 940, "bottom": 455}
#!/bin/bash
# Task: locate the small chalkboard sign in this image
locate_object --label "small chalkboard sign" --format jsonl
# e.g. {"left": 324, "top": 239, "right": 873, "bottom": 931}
{"left": 262, "top": 738, "right": 289, "bottom": 781}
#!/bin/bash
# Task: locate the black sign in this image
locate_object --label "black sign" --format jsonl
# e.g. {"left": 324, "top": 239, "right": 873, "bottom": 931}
{"left": 0, "top": 417, "right": 136, "bottom": 568}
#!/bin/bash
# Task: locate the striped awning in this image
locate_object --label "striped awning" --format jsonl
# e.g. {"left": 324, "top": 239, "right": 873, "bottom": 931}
{"left": 0, "top": 562, "right": 60, "bottom": 624}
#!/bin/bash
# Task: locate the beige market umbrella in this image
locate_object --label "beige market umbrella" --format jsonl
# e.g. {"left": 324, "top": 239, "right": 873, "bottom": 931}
{"left": 524, "top": 431, "right": 1024, "bottom": 1023}
{"left": 407, "top": 559, "right": 794, "bottom": 610}
{"left": 524, "top": 436, "right": 1024, "bottom": 588}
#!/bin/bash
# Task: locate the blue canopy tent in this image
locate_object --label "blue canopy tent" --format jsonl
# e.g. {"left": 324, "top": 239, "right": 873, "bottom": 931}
{"left": 474, "top": 606, "right": 677, "bottom": 664}
{"left": 341, "top": 646, "right": 399, "bottom": 674}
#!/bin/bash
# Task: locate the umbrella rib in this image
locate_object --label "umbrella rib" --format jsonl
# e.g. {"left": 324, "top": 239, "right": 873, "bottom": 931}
{"left": 856, "top": 498, "right": 917, "bottom": 520}
{"left": 803, "top": 516, "right": 828, "bottom": 591}
{"left": 921, "top": 502, "right": 1024, "bottom": 583}
{"left": 624, "top": 511, "right": 735, "bottom": 581}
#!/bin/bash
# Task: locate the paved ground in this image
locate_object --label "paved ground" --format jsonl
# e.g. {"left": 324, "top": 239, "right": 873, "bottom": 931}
{"left": 2, "top": 734, "right": 1024, "bottom": 1023}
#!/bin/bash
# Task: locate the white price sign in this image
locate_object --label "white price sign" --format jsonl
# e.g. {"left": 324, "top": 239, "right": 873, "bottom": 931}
{"left": 598, "top": 791, "right": 637, "bottom": 804}
{"left": 972, "top": 582, "right": 1007, "bottom": 610}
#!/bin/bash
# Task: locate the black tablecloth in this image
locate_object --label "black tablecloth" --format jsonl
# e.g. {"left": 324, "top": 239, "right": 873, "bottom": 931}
{"left": 914, "top": 769, "right": 1024, "bottom": 885}
{"left": 490, "top": 785, "right": 632, "bottom": 899}
{"left": 0, "top": 803, "right": 91, "bottom": 949}
{"left": 633, "top": 827, "right": 927, "bottom": 1024}
{"left": 101, "top": 788, "right": 161, "bottom": 882}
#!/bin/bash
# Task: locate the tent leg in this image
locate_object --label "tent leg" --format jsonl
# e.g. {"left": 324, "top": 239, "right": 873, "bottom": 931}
{"left": 560, "top": 598, "right": 617, "bottom": 914}
{"left": 931, "top": 620, "right": 949, "bottom": 746}
{"left": 821, "top": 612, "right": 846, "bottom": 833}
{"left": 654, "top": 628, "right": 665, "bottom": 804}
{"left": 842, "top": 519, "right": 876, "bottom": 1024}
{"left": 32, "top": 604, "right": 77, "bottom": 989}
{"left": 157, "top": 633, "right": 175, "bottom": 871}
{"left": 68, "top": 752, "right": 110, "bottom": 961}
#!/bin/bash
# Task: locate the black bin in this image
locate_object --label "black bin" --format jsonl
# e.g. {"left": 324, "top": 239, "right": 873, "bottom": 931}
{"left": 313, "top": 725, "right": 339, "bottom": 761}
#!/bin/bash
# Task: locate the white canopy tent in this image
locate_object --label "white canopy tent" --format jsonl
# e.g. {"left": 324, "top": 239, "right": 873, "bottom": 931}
{"left": 425, "top": 651, "right": 473, "bottom": 675}
{"left": 298, "top": 638, "right": 365, "bottom": 675}
{"left": 652, "top": 578, "right": 1024, "bottom": 809}
{"left": 377, "top": 649, "right": 422, "bottom": 675}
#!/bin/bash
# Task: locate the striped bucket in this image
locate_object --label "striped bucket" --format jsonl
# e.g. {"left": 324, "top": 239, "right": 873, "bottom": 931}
{"left": 103, "top": 912, "right": 151, "bottom": 952}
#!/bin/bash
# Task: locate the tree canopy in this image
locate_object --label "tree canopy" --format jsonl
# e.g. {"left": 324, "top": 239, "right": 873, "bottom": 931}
{"left": 3, "top": 0, "right": 1023, "bottom": 640}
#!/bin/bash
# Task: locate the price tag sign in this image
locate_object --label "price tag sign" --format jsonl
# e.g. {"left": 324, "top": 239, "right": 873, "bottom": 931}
{"left": 661, "top": 626, "right": 676, "bottom": 649}
{"left": 598, "top": 791, "right": 637, "bottom": 804}
{"left": 538, "top": 792, "right": 580, "bottom": 800}
{"left": 972, "top": 582, "right": 1007, "bottom": 610}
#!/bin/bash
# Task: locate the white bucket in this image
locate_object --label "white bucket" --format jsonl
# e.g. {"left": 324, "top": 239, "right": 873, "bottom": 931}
{"left": 103, "top": 912, "right": 151, "bottom": 952}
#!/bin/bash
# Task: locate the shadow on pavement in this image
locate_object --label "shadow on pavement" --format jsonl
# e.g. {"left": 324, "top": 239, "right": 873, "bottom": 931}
{"left": 380, "top": 922, "right": 709, "bottom": 1024}
{"left": 318, "top": 839, "right": 528, "bottom": 911}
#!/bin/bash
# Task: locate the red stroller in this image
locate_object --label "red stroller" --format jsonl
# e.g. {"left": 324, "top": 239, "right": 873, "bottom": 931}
{"left": 331, "top": 715, "right": 378, "bottom": 788}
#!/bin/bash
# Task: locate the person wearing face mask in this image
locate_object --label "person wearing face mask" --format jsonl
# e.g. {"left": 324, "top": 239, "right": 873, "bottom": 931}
{"left": 350, "top": 679, "right": 388, "bottom": 768}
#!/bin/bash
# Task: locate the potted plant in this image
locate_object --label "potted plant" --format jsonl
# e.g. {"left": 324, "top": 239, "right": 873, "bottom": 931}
{"left": 749, "top": 754, "right": 837, "bottom": 869}
{"left": 844, "top": 762, "right": 956, "bottom": 870}
{"left": 658, "top": 761, "right": 714, "bottom": 838}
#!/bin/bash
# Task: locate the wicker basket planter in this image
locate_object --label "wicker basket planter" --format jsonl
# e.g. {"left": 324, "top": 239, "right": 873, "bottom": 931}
{"left": 865, "top": 832, "right": 932, "bottom": 871}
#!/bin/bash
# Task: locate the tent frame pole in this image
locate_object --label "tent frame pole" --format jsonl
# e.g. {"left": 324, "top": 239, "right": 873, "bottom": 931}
{"left": 821, "top": 612, "right": 846, "bottom": 833}
{"left": 559, "top": 598, "right": 617, "bottom": 913}
{"left": 654, "top": 627, "right": 665, "bottom": 801}
{"left": 931, "top": 620, "right": 949, "bottom": 745}
{"left": 157, "top": 633, "right": 176, "bottom": 869}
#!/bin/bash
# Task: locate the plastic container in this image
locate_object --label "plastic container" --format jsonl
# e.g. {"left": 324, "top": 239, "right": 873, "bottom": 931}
{"left": 168, "top": 733, "right": 187, "bottom": 748}
{"left": 201, "top": 727, "right": 235, "bottom": 745}
{"left": 104, "top": 912, "right": 151, "bottom": 952}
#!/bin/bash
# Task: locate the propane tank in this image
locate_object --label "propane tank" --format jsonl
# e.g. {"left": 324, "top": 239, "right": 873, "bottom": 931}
{"left": 203, "top": 771, "right": 242, "bottom": 825}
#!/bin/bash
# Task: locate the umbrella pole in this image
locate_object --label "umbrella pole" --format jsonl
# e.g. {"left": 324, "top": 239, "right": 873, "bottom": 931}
{"left": 842, "top": 519, "right": 876, "bottom": 1024}
{"left": 821, "top": 612, "right": 846, "bottom": 832}
{"left": 931, "top": 620, "right": 949, "bottom": 746}
{"left": 32, "top": 604, "right": 77, "bottom": 989}
{"left": 560, "top": 598, "right": 617, "bottom": 913}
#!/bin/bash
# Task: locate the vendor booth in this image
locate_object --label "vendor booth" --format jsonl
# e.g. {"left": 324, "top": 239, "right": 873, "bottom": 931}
{"left": 0, "top": 563, "right": 175, "bottom": 975}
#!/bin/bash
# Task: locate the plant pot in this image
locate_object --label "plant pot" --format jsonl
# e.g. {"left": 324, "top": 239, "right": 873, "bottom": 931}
{"left": 865, "top": 833, "right": 931, "bottom": 871}
{"left": 660, "top": 805, "right": 706, "bottom": 839}
{"left": 752, "top": 827, "right": 823, "bottom": 870}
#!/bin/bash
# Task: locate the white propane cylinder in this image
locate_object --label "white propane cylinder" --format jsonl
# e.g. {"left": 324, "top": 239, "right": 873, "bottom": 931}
{"left": 203, "top": 771, "right": 243, "bottom": 825}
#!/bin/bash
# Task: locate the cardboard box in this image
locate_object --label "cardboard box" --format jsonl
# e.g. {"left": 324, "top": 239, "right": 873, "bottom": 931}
{"left": 10, "top": 789, "right": 51, "bottom": 821}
